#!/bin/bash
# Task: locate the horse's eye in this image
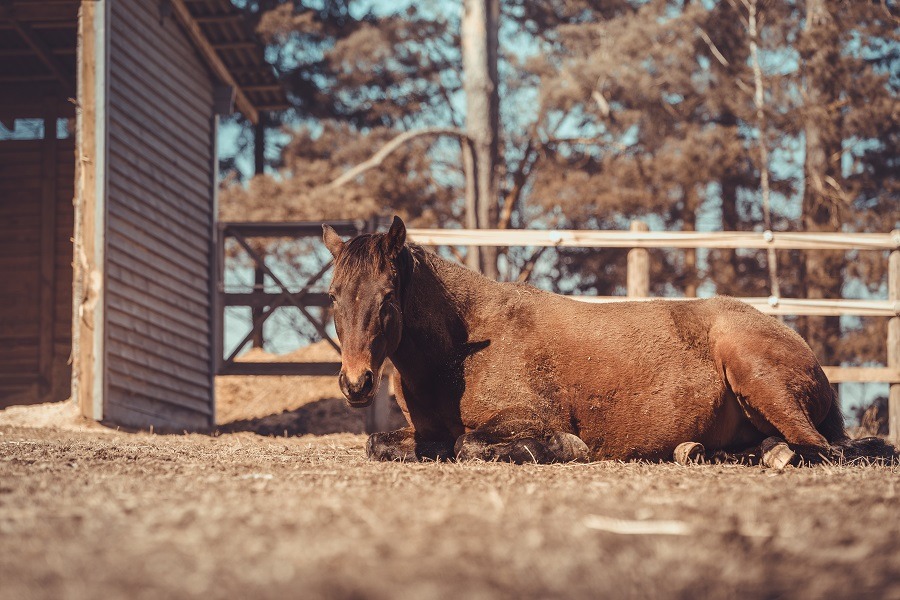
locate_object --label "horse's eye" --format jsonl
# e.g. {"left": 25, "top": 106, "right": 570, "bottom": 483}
{"left": 383, "top": 292, "right": 394, "bottom": 305}
{"left": 328, "top": 292, "right": 337, "bottom": 303}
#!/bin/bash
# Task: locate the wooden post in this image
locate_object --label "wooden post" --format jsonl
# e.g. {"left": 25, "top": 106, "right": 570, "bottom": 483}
{"left": 366, "top": 363, "right": 394, "bottom": 434}
{"left": 889, "top": 250, "right": 899, "bottom": 444}
{"left": 251, "top": 266, "right": 265, "bottom": 348}
{"left": 627, "top": 221, "right": 650, "bottom": 297}
{"left": 251, "top": 116, "right": 266, "bottom": 349}
{"left": 73, "top": 0, "right": 107, "bottom": 421}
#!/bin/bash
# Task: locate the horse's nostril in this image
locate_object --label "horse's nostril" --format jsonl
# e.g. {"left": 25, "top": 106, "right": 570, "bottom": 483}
{"left": 360, "top": 370, "right": 374, "bottom": 395}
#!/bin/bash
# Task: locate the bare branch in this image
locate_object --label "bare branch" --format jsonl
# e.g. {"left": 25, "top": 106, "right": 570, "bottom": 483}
{"left": 324, "top": 127, "right": 471, "bottom": 190}
{"left": 516, "top": 246, "right": 548, "bottom": 284}
{"left": 592, "top": 90, "right": 612, "bottom": 118}
{"left": 696, "top": 27, "right": 729, "bottom": 67}
{"left": 498, "top": 138, "right": 539, "bottom": 230}
{"left": 735, "top": 78, "right": 755, "bottom": 95}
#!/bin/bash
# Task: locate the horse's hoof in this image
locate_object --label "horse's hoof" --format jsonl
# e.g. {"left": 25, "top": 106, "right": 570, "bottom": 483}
{"left": 760, "top": 437, "right": 795, "bottom": 469}
{"left": 674, "top": 442, "right": 705, "bottom": 465}
{"left": 548, "top": 433, "right": 591, "bottom": 462}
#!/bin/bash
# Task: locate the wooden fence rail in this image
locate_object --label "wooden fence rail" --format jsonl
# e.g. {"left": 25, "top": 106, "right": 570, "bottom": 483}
{"left": 406, "top": 228, "right": 900, "bottom": 250}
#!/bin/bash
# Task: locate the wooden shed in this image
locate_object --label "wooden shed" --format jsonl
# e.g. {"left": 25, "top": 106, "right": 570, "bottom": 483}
{"left": 0, "top": 0, "right": 286, "bottom": 429}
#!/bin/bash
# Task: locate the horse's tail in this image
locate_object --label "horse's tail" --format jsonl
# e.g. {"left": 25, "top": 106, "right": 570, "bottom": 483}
{"left": 817, "top": 390, "right": 897, "bottom": 463}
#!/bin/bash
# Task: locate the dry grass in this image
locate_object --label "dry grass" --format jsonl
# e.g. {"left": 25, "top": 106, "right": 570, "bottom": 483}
{"left": 2, "top": 346, "right": 897, "bottom": 599}
{"left": 1, "top": 422, "right": 899, "bottom": 600}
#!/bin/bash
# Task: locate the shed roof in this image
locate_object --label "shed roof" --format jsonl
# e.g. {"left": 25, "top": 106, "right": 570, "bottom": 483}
{"left": 0, "top": 0, "right": 288, "bottom": 123}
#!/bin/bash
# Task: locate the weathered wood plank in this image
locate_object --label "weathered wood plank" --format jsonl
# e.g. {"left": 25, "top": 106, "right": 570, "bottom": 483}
{"left": 107, "top": 195, "right": 209, "bottom": 256}
{"left": 225, "top": 292, "right": 331, "bottom": 309}
{"left": 407, "top": 228, "right": 900, "bottom": 251}
{"left": 107, "top": 129, "right": 212, "bottom": 206}
{"left": 109, "top": 110, "right": 211, "bottom": 175}
{"left": 107, "top": 324, "right": 210, "bottom": 372}
{"left": 112, "top": 0, "right": 214, "bottom": 86}
{"left": 219, "top": 362, "right": 343, "bottom": 377}
{"left": 109, "top": 37, "right": 211, "bottom": 119}
{"left": 106, "top": 339, "right": 213, "bottom": 396}
{"left": 822, "top": 367, "right": 900, "bottom": 384}
{"left": 106, "top": 213, "right": 211, "bottom": 288}
{"left": 106, "top": 299, "right": 207, "bottom": 346}
{"left": 106, "top": 300, "right": 205, "bottom": 346}
{"left": 109, "top": 233, "right": 207, "bottom": 310}
{"left": 105, "top": 395, "right": 210, "bottom": 430}
{"left": 108, "top": 169, "right": 210, "bottom": 231}
{"left": 106, "top": 365, "right": 212, "bottom": 414}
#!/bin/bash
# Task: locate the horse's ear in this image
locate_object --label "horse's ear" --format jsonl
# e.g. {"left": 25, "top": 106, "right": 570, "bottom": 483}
{"left": 382, "top": 215, "right": 406, "bottom": 259}
{"left": 322, "top": 224, "right": 345, "bottom": 258}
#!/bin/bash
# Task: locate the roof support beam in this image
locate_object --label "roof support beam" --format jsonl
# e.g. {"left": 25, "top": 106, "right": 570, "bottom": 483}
{"left": 169, "top": 0, "right": 259, "bottom": 124}
{"left": 9, "top": 17, "right": 74, "bottom": 91}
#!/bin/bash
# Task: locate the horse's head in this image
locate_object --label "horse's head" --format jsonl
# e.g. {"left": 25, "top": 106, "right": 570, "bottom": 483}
{"left": 323, "top": 216, "right": 407, "bottom": 407}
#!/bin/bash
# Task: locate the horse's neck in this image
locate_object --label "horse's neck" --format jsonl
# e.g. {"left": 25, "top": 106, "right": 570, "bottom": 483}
{"left": 390, "top": 249, "right": 483, "bottom": 378}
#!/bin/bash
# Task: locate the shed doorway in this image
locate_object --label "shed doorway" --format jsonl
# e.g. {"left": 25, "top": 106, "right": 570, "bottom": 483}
{"left": 0, "top": 1, "right": 78, "bottom": 408}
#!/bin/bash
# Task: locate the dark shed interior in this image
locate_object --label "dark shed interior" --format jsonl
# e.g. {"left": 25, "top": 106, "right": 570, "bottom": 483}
{"left": 0, "top": 1, "right": 79, "bottom": 407}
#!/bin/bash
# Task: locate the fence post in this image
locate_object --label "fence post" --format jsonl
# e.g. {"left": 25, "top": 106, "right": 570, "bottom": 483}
{"left": 889, "top": 250, "right": 899, "bottom": 445}
{"left": 251, "top": 266, "right": 265, "bottom": 349}
{"left": 366, "top": 363, "right": 394, "bottom": 434}
{"left": 627, "top": 221, "right": 650, "bottom": 298}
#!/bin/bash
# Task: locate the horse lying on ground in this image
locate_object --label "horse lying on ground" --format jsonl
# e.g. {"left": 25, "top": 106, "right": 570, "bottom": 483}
{"left": 322, "top": 217, "right": 895, "bottom": 466}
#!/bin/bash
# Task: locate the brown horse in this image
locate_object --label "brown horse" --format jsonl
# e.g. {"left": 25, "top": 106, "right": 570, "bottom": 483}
{"left": 323, "top": 217, "right": 894, "bottom": 465}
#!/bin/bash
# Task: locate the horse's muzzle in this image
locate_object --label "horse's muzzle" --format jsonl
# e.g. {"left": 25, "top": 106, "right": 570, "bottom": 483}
{"left": 339, "top": 369, "right": 376, "bottom": 407}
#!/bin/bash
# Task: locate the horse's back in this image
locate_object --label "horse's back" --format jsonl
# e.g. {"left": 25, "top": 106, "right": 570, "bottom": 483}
{"left": 469, "top": 290, "right": 833, "bottom": 460}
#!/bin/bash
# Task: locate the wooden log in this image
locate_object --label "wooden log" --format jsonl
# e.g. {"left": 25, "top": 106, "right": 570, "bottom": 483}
{"left": 889, "top": 250, "right": 900, "bottom": 444}
{"left": 627, "top": 221, "right": 650, "bottom": 298}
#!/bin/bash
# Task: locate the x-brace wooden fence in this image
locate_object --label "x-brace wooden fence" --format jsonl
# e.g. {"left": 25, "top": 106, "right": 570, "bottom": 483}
{"left": 215, "top": 220, "right": 369, "bottom": 378}
{"left": 215, "top": 221, "right": 900, "bottom": 441}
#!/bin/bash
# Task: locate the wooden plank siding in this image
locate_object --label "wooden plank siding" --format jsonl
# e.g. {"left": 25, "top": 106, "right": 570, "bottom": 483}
{"left": 102, "top": 0, "right": 216, "bottom": 429}
{"left": 0, "top": 137, "right": 74, "bottom": 406}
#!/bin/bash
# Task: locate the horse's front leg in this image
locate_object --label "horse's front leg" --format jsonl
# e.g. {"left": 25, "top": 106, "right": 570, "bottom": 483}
{"left": 366, "top": 427, "right": 454, "bottom": 462}
{"left": 453, "top": 427, "right": 591, "bottom": 464}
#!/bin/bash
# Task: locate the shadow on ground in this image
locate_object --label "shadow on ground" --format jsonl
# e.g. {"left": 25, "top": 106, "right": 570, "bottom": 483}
{"left": 218, "top": 397, "right": 368, "bottom": 436}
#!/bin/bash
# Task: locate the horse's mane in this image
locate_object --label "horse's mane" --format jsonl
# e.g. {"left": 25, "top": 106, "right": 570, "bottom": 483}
{"left": 335, "top": 232, "right": 488, "bottom": 307}
{"left": 334, "top": 234, "right": 424, "bottom": 300}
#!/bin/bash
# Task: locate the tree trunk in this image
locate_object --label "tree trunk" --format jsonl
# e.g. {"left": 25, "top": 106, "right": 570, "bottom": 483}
{"left": 800, "top": 0, "right": 843, "bottom": 365}
{"left": 461, "top": 0, "right": 500, "bottom": 279}
{"left": 748, "top": 0, "right": 780, "bottom": 301}
{"left": 683, "top": 187, "right": 698, "bottom": 298}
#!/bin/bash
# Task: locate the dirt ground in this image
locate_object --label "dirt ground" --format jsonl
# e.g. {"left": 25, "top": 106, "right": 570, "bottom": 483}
{"left": 2, "top": 344, "right": 898, "bottom": 600}
{"left": 1, "top": 421, "right": 899, "bottom": 599}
